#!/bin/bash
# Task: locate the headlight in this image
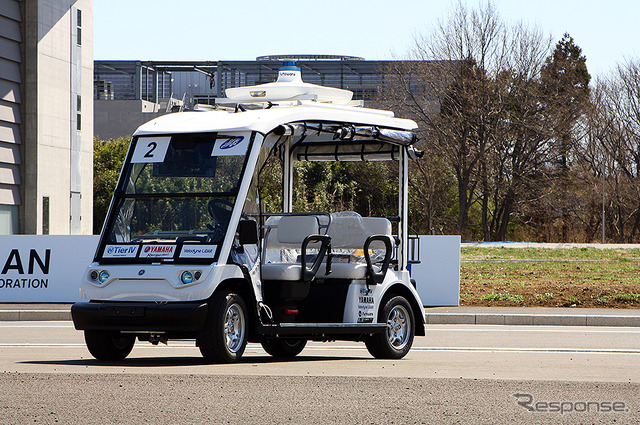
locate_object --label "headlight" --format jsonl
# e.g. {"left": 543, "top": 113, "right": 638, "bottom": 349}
{"left": 181, "top": 271, "right": 194, "bottom": 284}
{"left": 98, "top": 270, "right": 110, "bottom": 283}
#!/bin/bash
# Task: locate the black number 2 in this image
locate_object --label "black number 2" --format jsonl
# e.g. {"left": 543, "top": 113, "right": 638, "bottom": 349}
{"left": 143, "top": 142, "right": 157, "bottom": 158}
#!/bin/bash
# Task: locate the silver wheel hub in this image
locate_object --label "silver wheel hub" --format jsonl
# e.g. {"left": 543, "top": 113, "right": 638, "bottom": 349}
{"left": 386, "top": 305, "right": 410, "bottom": 349}
{"left": 224, "top": 303, "right": 245, "bottom": 353}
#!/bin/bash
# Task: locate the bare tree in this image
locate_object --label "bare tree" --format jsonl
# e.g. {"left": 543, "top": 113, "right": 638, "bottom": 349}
{"left": 401, "top": 0, "right": 510, "bottom": 238}
{"left": 377, "top": 59, "right": 458, "bottom": 235}
{"left": 381, "top": 1, "right": 557, "bottom": 240}
{"left": 378, "top": 2, "right": 621, "bottom": 243}
{"left": 478, "top": 22, "right": 553, "bottom": 241}
{"left": 584, "top": 59, "right": 640, "bottom": 242}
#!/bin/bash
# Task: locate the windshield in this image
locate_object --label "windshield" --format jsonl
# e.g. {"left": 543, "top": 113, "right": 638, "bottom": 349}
{"left": 98, "top": 132, "right": 252, "bottom": 263}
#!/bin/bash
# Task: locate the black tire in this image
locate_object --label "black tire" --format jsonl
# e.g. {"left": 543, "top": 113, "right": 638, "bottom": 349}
{"left": 365, "top": 295, "right": 415, "bottom": 359}
{"left": 261, "top": 339, "right": 307, "bottom": 358}
{"left": 84, "top": 330, "right": 135, "bottom": 361}
{"left": 197, "top": 291, "right": 248, "bottom": 363}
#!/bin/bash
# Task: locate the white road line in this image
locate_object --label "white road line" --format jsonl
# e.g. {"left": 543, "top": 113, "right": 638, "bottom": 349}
{"left": 410, "top": 346, "right": 640, "bottom": 354}
{"left": 296, "top": 344, "right": 640, "bottom": 354}
{"left": 0, "top": 343, "right": 87, "bottom": 347}
{"left": 2, "top": 325, "right": 639, "bottom": 334}
{"left": 0, "top": 325, "right": 75, "bottom": 328}
{"left": 426, "top": 327, "right": 640, "bottom": 333}
{"left": 1, "top": 343, "right": 638, "bottom": 356}
{"left": 0, "top": 343, "right": 196, "bottom": 348}
{"left": 299, "top": 345, "right": 640, "bottom": 354}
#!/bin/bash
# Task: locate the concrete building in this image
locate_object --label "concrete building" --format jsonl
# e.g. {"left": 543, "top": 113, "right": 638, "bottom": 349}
{"left": 94, "top": 56, "right": 404, "bottom": 140}
{"left": 0, "top": 0, "right": 93, "bottom": 235}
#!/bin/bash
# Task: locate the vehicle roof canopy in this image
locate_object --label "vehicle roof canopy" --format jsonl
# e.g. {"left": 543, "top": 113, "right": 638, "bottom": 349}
{"left": 133, "top": 103, "right": 417, "bottom": 136}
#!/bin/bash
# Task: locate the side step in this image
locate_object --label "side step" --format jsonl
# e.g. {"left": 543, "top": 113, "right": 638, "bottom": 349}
{"left": 258, "top": 323, "right": 387, "bottom": 337}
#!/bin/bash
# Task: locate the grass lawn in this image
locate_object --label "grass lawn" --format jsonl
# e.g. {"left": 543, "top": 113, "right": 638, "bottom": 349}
{"left": 460, "top": 247, "right": 640, "bottom": 308}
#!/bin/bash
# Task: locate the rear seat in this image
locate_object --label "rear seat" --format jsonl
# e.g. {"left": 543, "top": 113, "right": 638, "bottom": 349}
{"left": 261, "top": 212, "right": 394, "bottom": 283}
{"left": 261, "top": 215, "right": 329, "bottom": 281}
{"left": 320, "top": 212, "right": 394, "bottom": 282}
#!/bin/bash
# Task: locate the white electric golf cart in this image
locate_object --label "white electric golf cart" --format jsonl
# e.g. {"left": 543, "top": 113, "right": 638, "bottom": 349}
{"left": 72, "top": 61, "right": 425, "bottom": 363}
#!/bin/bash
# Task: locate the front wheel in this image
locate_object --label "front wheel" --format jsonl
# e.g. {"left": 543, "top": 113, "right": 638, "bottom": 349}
{"left": 84, "top": 330, "right": 135, "bottom": 361}
{"left": 365, "top": 296, "right": 415, "bottom": 359}
{"left": 261, "top": 339, "right": 307, "bottom": 358}
{"left": 197, "top": 291, "right": 248, "bottom": 363}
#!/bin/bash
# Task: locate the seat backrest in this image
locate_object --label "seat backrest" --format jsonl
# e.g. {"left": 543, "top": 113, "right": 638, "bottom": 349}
{"left": 362, "top": 217, "right": 392, "bottom": 237}
{"left": 263, "top": 216, "right": 281, "bottom": 246}
{"left": 277, "top": 215, "right": 320, "bottom": 244}
{"left": 328, "top": 212, "right": 392, "bottom": 249}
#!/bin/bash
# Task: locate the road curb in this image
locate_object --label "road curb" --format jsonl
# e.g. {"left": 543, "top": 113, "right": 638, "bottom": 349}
{"left": 425, "top": 312, "right": 640, "bottom": 327}
{"left": 0, "top": 310, "right": 71, "bottom": 321}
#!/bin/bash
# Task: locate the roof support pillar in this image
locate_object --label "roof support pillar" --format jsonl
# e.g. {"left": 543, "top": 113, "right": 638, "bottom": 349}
{"left": 398, "top": 147, "right": 409, "bottom": 271}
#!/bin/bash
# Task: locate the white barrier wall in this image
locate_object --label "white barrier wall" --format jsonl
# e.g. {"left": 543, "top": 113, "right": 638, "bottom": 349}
{"left": 0, "top": 236, "right": 99, "bottom": 303}
{"left": 0, "top": 235, "right": 461, "bottom": 305}
{"left": 410, "top": 235, "right": 461, "bottom": 307}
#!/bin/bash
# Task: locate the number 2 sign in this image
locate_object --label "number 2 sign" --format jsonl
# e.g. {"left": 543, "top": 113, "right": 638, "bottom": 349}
{"left": 131, "top": 137, "right": 171, "bottom": 163}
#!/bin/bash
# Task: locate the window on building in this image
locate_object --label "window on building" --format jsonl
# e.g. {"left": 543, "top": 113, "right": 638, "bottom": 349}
{"left": 77, "top": 113, "right": 81, "bottom": 131}
{"left": 77, "top": 95, "right": 81, "bottom": 112}
{"left": 76, "top": 9, "right": 82, "bottom": 46}
{"left": 0, "top": 205, "right": 19, "bottom": 235}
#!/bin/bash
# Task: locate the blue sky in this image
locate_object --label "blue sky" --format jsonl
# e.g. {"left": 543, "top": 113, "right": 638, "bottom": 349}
{"left": 94, "top": 0, "right": 638, "bottom": 77}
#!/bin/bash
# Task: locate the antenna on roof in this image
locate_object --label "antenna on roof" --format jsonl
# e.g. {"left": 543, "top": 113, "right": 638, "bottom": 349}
{"left": 277, "top": 61, "right": 303, "bottom": 84}
{"left": 220, "top": 61, "right": 354, "bottom": 105}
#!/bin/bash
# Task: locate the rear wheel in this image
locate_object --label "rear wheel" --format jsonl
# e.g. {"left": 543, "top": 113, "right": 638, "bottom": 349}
{"left": 197, "top": 291, "right": 248, "bottom": 363}
{"left": 84, "top": 330, "right": 135, "bottom": 361}
{"left": 365, "top": 296, "right": 414, "bottom": 359}
{"left": 261, "top": 339, "right": 307, "bottom": 358}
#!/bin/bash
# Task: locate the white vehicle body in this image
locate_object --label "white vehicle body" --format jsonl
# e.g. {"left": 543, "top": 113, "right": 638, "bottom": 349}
{"left": 72, "top": 62, "right": 425, "bottom": 362}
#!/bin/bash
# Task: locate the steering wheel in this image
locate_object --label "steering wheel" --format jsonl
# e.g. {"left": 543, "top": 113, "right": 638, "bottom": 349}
{"left": 207, "top": 199, "right": 234, "bottom": 229}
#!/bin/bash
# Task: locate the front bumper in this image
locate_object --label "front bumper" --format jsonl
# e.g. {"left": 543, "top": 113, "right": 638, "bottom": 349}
{"left": 71, "top": 301, "right": 208, "bottom": 332}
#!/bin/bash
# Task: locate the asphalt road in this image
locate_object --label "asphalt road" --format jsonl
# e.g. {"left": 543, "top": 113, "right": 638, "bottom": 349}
{"left": 1, "top": 322, "right": 639, "bottom": 424}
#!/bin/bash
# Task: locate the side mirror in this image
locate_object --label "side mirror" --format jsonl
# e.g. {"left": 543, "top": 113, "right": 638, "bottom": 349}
{"left": 238, "top": 220, "right": 258, "bottom": 245}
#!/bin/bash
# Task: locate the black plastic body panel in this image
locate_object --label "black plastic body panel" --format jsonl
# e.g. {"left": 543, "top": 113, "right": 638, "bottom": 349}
{"left": 71, "top": 301, "right": 208, "bottom": 332}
